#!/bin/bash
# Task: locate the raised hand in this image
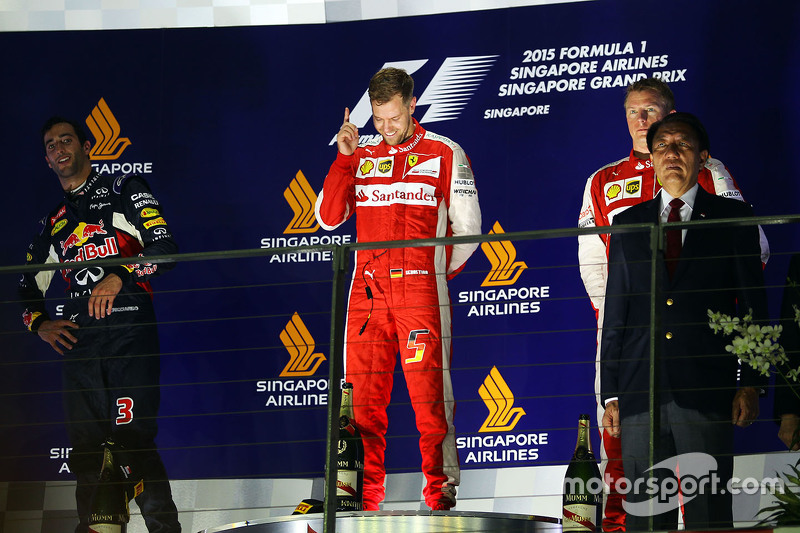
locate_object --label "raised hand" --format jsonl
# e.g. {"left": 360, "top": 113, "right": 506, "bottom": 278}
{"left": 337, "top": 107, "right": 359, "bottom": 156}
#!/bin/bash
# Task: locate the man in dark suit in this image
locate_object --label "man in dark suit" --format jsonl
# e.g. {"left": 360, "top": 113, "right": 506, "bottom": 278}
{"left": 600, "top": 112, "right": 767, "bottom": 530}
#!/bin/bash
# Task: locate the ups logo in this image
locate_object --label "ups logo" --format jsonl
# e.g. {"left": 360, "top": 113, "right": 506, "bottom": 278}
{"left": 625, "top": 180, "right": 641, "bottom": 195}
{"left": 378, "top": 159, "right": 393, "bottom": 173}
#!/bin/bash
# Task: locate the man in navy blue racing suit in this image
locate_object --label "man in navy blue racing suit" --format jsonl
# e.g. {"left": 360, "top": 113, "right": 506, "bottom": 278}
{"left": 18, "top": 116, "right": 181, "bottom": 533}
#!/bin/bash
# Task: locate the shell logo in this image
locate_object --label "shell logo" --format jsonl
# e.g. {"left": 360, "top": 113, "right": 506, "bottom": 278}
{"left": 359, "top": 160, "right": 374, "bottom": 175}
{"left": 606, "top": 183, "right": 622, "bottom": 200}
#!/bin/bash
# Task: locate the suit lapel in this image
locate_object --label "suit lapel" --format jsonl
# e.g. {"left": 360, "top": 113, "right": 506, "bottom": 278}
{"left": 680, "top": 188, "right": 712, "bottom": 256}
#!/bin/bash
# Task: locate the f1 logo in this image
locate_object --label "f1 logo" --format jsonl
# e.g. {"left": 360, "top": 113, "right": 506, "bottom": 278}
{"left": 405, "top": 329, "right": 430, "bottom": 364}
{"left": 329, "top": 55, "right": 498, "bottom": 145}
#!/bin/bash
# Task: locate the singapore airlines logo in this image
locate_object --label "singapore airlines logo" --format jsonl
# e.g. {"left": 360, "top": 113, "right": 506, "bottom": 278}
{"left": 481, "top": 221, "right": 528, "bottom": 286}
{"left": 279, "top": 313, "right": 326, "bottom": 377}
{"left": 259, "top": 171, "right": 354, "bottom": 263}
{"left": 478, "top": 366, "right": 526, "bottom": 432}
{"left": 86, "top": 98, "right": 132, "bottom": 160}
{"left": 284, "top": 170, "right": 320, "bottom": 234}
{"left": 458, "top": 220, "right": 548, "bottom": 317}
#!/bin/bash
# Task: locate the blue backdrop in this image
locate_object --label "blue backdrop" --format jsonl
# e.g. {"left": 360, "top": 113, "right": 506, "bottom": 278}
{"left": 2, "top": 0, "right": 799, "bottom": 482}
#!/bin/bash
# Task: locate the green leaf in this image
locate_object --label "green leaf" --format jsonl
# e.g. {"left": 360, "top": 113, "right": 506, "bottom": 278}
{"left": 785, "top": 473, "right": 800, "bottom": 486}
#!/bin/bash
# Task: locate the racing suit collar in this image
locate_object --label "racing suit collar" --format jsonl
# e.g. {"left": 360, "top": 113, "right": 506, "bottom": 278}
{"left": 628, "top": 148, "right": 649, "bottom": 166}
{"left": 64, "top": 170, "right": 99, "bottom": 200}
{"left": 385, "top": 118, "right": 426, "bottom": 153}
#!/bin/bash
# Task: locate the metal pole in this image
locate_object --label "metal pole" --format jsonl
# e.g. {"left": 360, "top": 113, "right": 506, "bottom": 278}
{"left": 323, "top": 245, "right": 349, "bottom": 533}
{"left": 647, "top": 223, "right": 665, "bottom": 530}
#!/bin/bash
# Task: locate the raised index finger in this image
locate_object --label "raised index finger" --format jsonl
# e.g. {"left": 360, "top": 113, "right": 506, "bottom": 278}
{"left": 343, "top": 107, "right": 350, "bottom": 124}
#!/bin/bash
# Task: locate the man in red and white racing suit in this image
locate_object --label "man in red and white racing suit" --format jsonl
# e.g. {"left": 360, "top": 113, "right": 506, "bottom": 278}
{"left": 315, "top": 68, "right": 481, "bottom": 511}
{"left": 577, "top": 79, "right": 769, "bottom": 531}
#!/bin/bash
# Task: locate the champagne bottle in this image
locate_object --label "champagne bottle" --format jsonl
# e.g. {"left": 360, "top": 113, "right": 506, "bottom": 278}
{"left": 336, "top": 382, "right": 364, "bottom": 511}
{"left": 562, "top": 414, "right": 602, "bottom": 531}
{"left": 88, "top": 441, "right": 130, "bottom": 533}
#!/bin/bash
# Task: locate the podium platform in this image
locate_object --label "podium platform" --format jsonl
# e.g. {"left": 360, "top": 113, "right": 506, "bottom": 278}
{"left": 198, "top": 510, "right": 561, "bottom": 532}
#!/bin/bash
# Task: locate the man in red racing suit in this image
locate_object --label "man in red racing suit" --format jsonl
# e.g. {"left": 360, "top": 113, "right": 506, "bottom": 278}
{"left": 577, "top": 79, "right": 768, "bottom": 531}
{"left": 19, "top": 117, "right": 180, "bottom": 533}
{"left": 315, "top": 68, "right": 481, "bottom": 511}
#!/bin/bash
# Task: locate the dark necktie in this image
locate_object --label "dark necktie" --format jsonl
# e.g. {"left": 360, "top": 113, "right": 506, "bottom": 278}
{"left": 665, "top": 198, "right": 684, "bottom": 279}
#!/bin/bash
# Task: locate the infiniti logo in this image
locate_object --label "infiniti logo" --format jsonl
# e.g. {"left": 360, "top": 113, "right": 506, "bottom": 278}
{"left": 75, "top": 267, "right": 104, "bottom": 286}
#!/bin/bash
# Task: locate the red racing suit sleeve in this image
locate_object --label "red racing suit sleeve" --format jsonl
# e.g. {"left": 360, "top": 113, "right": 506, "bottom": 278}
{"left": 315, "top": 151, "right": 356, "bottom": 231}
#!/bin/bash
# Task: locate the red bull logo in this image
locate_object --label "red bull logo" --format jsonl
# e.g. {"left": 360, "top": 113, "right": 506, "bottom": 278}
{"left": 66, "top": 237, "right": 119, "bottom": 263}
{"left": 60, "top": 220, "right": 108, "bottom": 255}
